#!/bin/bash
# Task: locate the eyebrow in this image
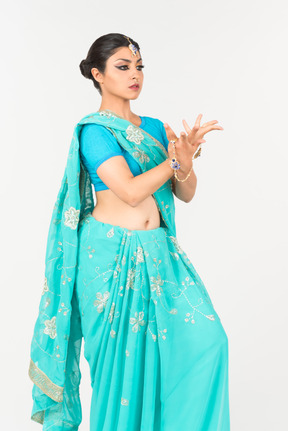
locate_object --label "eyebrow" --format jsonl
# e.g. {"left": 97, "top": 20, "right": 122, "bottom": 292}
{"left": 114, "top": 58, "right": 143, "bottom": 63}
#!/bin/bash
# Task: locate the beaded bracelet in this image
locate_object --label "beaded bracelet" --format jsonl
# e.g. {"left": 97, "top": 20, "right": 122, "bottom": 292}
{"left": 168, "top": 140, "right": 202, "bottom": 182}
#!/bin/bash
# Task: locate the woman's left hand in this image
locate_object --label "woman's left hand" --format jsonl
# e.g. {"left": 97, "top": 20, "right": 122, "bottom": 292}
{"left": 164, "top": 114, "right": 224, "bottom": 168}
{"left": 183, "top": 114, "right": 224, "bottom": 148}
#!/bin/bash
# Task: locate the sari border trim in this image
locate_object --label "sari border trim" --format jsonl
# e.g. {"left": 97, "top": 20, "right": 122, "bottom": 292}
{"left": 31, "top": 410, "right": 45, "bottom": 425}
{"left": 28, "top": 358, "right": 63, "bottom": 402}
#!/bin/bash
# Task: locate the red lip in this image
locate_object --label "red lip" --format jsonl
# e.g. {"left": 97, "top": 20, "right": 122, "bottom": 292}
{"left": 129, "top": 84, "right": 139, "bottom": 88}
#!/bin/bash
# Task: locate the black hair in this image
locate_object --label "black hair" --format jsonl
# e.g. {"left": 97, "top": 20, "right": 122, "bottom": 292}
{"left": 79, "top": 33, "right": 141, "bottom": 96}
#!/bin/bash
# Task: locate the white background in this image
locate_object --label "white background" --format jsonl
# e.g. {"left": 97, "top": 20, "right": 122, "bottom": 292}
{"left": 1, "top": 0, "right": 287, "bottom": 429}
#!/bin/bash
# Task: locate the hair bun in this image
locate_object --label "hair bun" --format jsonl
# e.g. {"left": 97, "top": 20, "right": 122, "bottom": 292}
{"left": 79, "top": 59, "right": 91, "bottom": 79}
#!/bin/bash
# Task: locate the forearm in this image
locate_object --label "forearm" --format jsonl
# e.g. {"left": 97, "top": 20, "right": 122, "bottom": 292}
{"left": 173, "top": 163, "right": 197, "bottom": 203}
{"left": 129, "top": 160, "right": 174, "bottom": 206}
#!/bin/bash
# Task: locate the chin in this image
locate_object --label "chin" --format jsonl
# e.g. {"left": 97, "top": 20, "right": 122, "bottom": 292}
{"left": 129, "top": 90, "right": 141, "bottom": 99}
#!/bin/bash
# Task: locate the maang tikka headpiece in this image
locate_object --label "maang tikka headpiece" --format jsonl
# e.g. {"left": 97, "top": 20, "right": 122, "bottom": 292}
{"left": 123, "top": 35, "right": 138, "bottom": 56}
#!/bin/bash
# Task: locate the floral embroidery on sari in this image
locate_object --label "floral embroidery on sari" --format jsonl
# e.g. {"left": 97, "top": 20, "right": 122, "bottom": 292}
{"left": 43, "top": 316, "right": 57, "bottom": 339}
{"left": 94, "top": 291, "right": 110, "bottom": 313}
{"left": 125, "top": 124, "right": 145, "bottom": 145}
{"left": 129, "top": 311, "right": 146, "bottom": 333}
{"left": 64, "top": 206, "right": 80, "bottom": 230}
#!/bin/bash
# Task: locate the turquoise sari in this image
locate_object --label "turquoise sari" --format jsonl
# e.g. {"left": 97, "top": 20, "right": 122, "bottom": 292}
{"left": 28, "top": 109, "right": 230, "bottom": 430}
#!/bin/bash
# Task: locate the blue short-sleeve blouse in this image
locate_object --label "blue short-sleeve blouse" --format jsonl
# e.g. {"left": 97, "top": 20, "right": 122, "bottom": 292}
{"left": 79, "top": 115, "right": 169, "bottom": 191}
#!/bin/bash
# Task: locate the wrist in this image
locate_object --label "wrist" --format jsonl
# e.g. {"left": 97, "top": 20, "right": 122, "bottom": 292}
{"left": 178, "top": 160, "right": 194, "bottom": 175}
{"left": 167, "top": 157, "right": 176, "bottom": 174}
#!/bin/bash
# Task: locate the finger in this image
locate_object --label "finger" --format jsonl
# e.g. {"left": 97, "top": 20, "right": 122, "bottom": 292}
{"left": 195, "top": 114, "right": 203, "bottom": 129}
{"left": 179, "top": 131, "right": 188, "bottom": 144}
{"left": 184, "top": 117, "right": 215, "bottom": 131}
{"left": 163, "top": 123, "right": 178, "bottom": 141}
{"left": 202, "top": 125, "right": 224, "bottom": 134}
{"left": 182, "top": 119, "right": 192, "bottom": 134}
{"left": 201, "top": 120, "right": 220, "bottom": 128}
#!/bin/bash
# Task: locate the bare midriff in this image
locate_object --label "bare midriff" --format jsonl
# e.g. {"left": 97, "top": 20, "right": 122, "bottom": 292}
{"left": 92, "top": 189, "right": 162, "bottom": 230}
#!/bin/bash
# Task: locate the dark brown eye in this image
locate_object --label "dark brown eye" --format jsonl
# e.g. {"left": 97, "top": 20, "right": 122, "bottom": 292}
{"left": 117, "top": 65, "right": 145, "bottom": 71}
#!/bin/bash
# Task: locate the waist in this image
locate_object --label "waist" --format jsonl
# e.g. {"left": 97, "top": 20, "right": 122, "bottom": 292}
{"left": 93, "top": 192, "right": 162, "bottom": 231}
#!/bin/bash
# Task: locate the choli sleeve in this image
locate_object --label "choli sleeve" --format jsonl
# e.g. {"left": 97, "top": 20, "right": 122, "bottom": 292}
{"left": 80, "top": 124, "right": 124, "bottom": 173}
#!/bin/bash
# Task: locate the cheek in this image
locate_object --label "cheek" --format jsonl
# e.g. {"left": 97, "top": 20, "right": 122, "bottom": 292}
{"left": 111, "top": 72, "right": 127, "bottom": 87}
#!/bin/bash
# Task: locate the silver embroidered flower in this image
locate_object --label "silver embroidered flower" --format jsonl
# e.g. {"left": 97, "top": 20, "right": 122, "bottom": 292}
{"left": 126, "top": 268, "right": 136, "bottom": 290}
{"left": 121, "top": 398, "right": 129, "bottom": 406}
{"left": 132, "top": 150, "right": 150, "bottom": 163}
{"left": 134, "top": 246, "right": 144, "bottom": 264}
{"left": 150, "top": 274, "right": 164, "bottom": 297}
{"left": 110, "top": 329, "right": 116, "bottom": 338}
{"left": 94, "top": 291, "right": 110, "bottom": 313}
{"left": 129, "top": 311, "right": 146, "bottom": 333}
{"left": 43, "top": 316, "right": 57, "bottom": 339}
{"left": 64, "top": 206, "right": 80, "bottom": 230}
{"left": 125, "top": 125, "right": 145, "bottom": 145}
{"left": 42, "top": 276, "right": 49, "bottom": 295}
{"left": 169, "top": 236, "right": 184, "bottom": 254}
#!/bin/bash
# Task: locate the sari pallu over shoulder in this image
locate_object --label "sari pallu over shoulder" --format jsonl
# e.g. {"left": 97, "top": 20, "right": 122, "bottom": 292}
{"left": 28, "top": 110, "right": 176, "bottom": 429}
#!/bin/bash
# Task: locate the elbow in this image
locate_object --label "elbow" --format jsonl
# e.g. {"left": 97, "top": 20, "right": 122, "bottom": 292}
{"left": 125, "top": 179, "right": 141, "bottom": 207}
{"left": 128, "top": 194, "right": 139, "bottom": 207}
{"left": 186, "top": 183, "right": 197, "bottom": 203}
{"left": 125, "top": 187, "right": 139, "bottom": 207}
{"left": 184, "top": 191, "right": 196, "bottom": 203}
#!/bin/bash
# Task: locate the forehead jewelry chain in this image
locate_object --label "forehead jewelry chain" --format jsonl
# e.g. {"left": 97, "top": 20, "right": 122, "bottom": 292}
{"left": 123, "top": 35, "right": 138, "bottom": 56}
{"left": 168, "top": 139, "right": 202, "bottom": 182}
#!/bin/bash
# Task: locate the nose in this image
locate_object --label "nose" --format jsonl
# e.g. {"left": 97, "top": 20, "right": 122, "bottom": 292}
{"left": 132, "top": 65, "right": 141, "bottom": 79}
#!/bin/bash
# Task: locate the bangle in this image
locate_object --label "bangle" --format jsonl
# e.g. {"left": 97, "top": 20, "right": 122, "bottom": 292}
{"left": 168, "top": 139, "right": 200, "bottom": 182}
{"left": 174, "top": 163, "right": 194, "bottom": 182}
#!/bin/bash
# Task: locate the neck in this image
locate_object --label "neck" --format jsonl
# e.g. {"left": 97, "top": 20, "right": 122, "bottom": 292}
{"left": 98, "top": 100, "right": 137, "bottom": 122}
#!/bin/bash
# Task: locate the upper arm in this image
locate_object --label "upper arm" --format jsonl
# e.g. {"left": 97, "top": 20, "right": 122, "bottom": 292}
{"left": 80, "top": 124, "right": 136, "bottom": 205}
{"left": 96, "top": 156, "right": 136, "bottom": 205}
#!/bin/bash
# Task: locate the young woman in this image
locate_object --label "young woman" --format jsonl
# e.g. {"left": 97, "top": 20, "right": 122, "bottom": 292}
{"left": 28, "top": 33, "right": 230, "bottom": 431}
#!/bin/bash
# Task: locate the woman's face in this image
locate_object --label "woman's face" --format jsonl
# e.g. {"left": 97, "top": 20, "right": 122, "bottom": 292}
{"left": 92, "top": 46, "right": 144, "bottom": 99}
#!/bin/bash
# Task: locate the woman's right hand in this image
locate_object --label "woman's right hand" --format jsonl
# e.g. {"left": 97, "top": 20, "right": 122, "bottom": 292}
{"left": 164, "top": 126, "right": 180, "bottom": 160}
{"left": 164, "top": 124, "right": 197, "bottom": 173}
